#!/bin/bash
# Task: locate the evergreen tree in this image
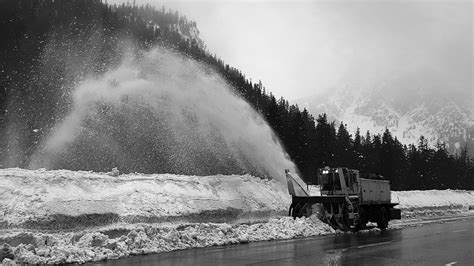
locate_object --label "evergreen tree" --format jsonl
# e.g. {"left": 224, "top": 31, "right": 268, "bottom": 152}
{"left": 335, "top": 122, "right": 352, "bottom": 167}
{"left": 314, "top": 114, "right": 336, "bottom": 169}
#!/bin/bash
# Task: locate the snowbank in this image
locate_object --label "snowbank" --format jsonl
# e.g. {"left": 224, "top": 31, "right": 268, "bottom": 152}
{"left": 392, "top": 190, "right": 474, "bottom": 218}
{"left": 0, "top": 168, "right": 289, "bottom": 229}
{"left": 2, "top": 217, "right": 335, "bottom": 264}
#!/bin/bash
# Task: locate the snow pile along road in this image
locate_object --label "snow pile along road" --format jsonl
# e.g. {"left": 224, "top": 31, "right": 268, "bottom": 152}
{"left": 1, "top": 217, "right": 335, "bottom": 264}
{"left": 0, "top": 168, "right": 289, "bottom": 229}
{"left": 392, "top": 190, "right": 474, "bottom": 218}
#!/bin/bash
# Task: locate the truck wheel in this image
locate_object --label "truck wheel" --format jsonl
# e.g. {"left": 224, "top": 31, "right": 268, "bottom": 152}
{"left": 341, "top": 204, "right": 351, "bottom": 232}
{"left": 377, "top": 207, "right": 388, "bottom": 230}
{"left": 329, "top": 216, "right": 340, "bottom": 231}
{"left": 350, "top": 226, "right": 359, "bottom": 233}
{"left": 298, "top": 203, "right": 312, "bottom": 218}
{"left": 357, "top": 207, "right": 367, "bottom": 230}
{"left": 289, "top": 202, "right": 295, "bottom": 216}
{"left": 292, "top": 203, "right": 302, "bottom": 219}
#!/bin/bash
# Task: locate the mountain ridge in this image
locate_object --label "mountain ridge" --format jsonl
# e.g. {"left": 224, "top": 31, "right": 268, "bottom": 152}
{"left": 297, "top": 87, "right": 474, "bottom": 156}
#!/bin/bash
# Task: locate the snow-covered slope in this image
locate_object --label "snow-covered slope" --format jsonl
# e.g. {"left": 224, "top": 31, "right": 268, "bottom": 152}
{"left": 169, "top": 20, "right": 205, "bottom": 49}
{"left": 297, "top": 86, "right": 474, "bottom": 155}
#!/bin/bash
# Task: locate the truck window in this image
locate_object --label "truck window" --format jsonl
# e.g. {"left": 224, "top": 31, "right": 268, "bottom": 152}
{"left": 327, "top": 174, "right": 333, "bottom": 190}
{"left": 333, "top": 173, "right": 341, "bottom": 190}
{"left": 350, "top": 173, "right": 357, "bottom": 190}
{"left": 321, "top": 172, "right": 342, "bottom": 192}
{"left": 343, "top": 169, "right": 349, "bottom": 187}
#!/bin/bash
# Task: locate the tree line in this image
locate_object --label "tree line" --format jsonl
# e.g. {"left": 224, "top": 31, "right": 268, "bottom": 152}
{"left": 0, "top": 0, "right": 472, "bottom": 189}
{"left": 301, "top": 115, "right": 473, "bottom": 190}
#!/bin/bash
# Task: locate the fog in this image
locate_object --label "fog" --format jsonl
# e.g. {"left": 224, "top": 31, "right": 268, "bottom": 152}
{"left": 125, "top": 0, "right": 472, "bottom": 102}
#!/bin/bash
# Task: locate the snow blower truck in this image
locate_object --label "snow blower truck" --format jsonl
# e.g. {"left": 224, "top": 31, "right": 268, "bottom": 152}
{"left": 285, "top": 167, "right": 401, "bottom": 231}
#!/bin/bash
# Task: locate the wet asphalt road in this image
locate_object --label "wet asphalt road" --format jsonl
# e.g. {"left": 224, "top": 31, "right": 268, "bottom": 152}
{"left": 93, "top": 217, "right": 473, "bottom": 265}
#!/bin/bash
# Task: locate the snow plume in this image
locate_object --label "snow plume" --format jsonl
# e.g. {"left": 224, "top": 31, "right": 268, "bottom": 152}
{"left": 29, "top": 47, "right": 297, "bottom": 181}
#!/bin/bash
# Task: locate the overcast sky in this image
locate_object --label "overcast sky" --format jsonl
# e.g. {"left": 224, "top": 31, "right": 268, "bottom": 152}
{"left": 111, "top": 0, "right": 472, "bottom": 101}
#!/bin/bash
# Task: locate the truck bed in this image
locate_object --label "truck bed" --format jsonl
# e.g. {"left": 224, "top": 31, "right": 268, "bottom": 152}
{"left": 359, "top": 178, "right": 391, "bottom": 204}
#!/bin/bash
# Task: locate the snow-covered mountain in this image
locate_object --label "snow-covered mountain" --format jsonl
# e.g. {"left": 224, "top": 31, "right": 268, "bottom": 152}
{"left": 170, "top": 20, "right": 206, "bottom": 49}
{"left": 297, "top": 86, "right": 474, "bottom": 155}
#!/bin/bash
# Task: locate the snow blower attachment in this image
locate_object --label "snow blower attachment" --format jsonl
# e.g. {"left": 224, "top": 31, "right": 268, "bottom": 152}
{"left": 285, "top": 168, "right": 401, "bottom": 232}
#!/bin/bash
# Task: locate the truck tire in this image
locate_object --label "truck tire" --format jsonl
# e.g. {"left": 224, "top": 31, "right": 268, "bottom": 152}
{"left": 298, "top": 203, "right": 312, "bottom": 218}
{"left": 357, "top": 207, "right": 367, "bottom": 230}
{"left": 377, "top": 207, "right": 388, "bottom": 230}
{"left": 292, "top": 203, "right": 302, "bottom": 219}
{"left": 341, "top": 203, "right": 351, "bottom": 232}
{"left": 289, "top": 202, "right": 295, "bottom": 216}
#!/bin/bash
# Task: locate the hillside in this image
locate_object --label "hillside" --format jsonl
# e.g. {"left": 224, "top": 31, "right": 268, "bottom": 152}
{"left": 0, "top": 0, "right": 305, "bottom": 181}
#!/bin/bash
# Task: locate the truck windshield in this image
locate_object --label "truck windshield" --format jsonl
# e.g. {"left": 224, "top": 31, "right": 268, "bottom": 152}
{"left": 321, "top": 172, "right": 341, "bottom": 192}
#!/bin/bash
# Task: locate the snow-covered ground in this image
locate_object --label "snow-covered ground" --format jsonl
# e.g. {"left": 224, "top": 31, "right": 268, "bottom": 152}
{"left": 0, "top": 168, "right": 473, "bottom": 264}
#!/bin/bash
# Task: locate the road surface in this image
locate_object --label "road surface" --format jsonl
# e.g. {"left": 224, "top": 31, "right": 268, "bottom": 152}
{"left": 93, "top": 217, "right": 473, "bottom": 265}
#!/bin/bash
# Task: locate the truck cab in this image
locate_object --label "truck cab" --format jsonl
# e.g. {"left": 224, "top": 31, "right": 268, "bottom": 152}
{"left": 317, "top": 167, "right": 359, "bottom": 196}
